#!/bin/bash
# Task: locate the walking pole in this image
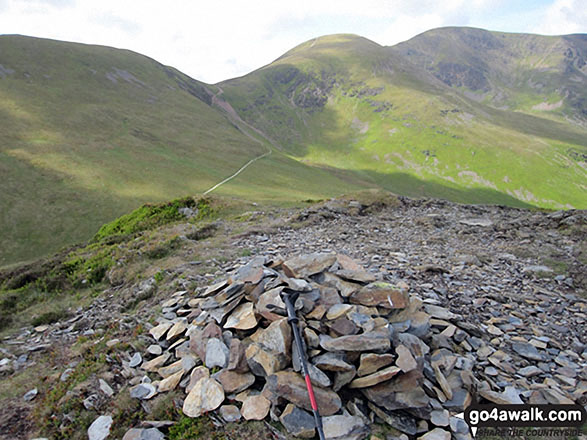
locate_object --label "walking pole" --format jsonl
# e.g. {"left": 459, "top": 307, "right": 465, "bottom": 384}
{"left": 280, "top": 288, "right": 327, "bottom": 440}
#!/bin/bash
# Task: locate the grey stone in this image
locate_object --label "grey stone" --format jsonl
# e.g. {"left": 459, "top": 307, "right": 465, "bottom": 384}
{"left": 147, "top": 345, "right": 162, "bottom": 356}
{"left": 279, "top": 404, "right": 316, "bottom": 438}
{"left": 219, "top": 404, "right": 241, "bottom": 422}
{"left": 130, "top": 383, "right": 157, "bottom": 400}
{"left": 430, "top": 409, "right": 450, "bottom": 427}
{"left": 129, "top": 352, "right": 142, "bottom": 368}
{"left": 512, "top": 342, "right": 544, "bottom": 361}
{"left": 205, "top": 338, "right": 229, "bottom": 369}
{"left": 88, "top": 415, "right": 113, "bottom": 440}
{"left": 23, "top": 388, "right": 38, "bottom": 401}
{"left": 320, "top": 331, "right": 390, "bottom": 352}
{"left": 322, "top": 414, "right": 369, "bottom": 440}
{"left": 99, "top": 379, "right": 114, "bottom": 397}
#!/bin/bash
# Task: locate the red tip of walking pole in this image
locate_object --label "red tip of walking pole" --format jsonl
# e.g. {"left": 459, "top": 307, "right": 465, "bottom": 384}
{"left": 304, "top": 374, "right": 319, "bottom": 411}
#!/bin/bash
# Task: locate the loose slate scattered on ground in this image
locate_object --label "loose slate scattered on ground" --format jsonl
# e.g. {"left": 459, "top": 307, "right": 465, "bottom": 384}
{"left": 119, "top": 251, "right": 585, "bottom": 439}
{"left": 2, "top": 198, "right": 586, "bottom": 439}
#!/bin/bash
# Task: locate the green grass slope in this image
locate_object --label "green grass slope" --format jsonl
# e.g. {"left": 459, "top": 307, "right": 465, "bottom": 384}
{"left": 219, "top": 30, "right": 587, "bottom": 210}
{"left": 0, "top": 36, "right": 369, "bottom": 266}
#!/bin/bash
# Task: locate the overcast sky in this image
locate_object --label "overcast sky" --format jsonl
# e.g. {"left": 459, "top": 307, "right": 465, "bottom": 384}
{"left": 0, "top": 0, "right": 585, "bottom": 83}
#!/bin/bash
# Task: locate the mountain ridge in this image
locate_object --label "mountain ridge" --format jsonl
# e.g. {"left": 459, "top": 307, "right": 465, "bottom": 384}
{"left": 0, "top": 27, "right": 586, "bottom": 266}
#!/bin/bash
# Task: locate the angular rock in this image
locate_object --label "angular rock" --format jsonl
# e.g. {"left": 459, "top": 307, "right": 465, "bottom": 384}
{"left": 227, "top": 338, "right": 249, "bottom": 373}
{"left": 206, "top": 338, "right": 229, "bottom": 369}
{"left": 433, "top": 365, "right": 453, "bottom": 401}
{"left": 158, "top": 369, "right": 183, "bottom": 392}
{"left": 422, "top": 305, "right": 457, "bottom": 321}
{"left": 23, "top": 388, "right": 38, "bottom": 402}
{"left": 142, "top": 353, "right": 170, "bottom": 372}
{"left": 480, "top": 386, "right": 523, "bottom": 405}
{"left": 512, "top": 342, "right": 544, "bottom": 361}
{"left": 396, "top": 345, "right": 418, "bottom": 372}
{"left": 308, "top": 363, "right": 332, "bottom": 387}
{"left": 323, "top": 272, "right": 362, "bottom": 297}
{"left": 368, "top": 402, "right": 418, "bottom": 436}
{"left": 88, "top": 416, "right": 113, "bottom": 440}
{"left": 349, "top": 366, "right": 401, "bottom": 388}
{"left": 245, "top": 343, "right": 282, "bottom": 377}
{"left": 334, "top": 367, "right": 357, "bottom": 392}
{"left": 350, "top": 282, "right": 409, "bottom": 309}
{"left": 157, "top": 359, "right": 184, "bottom": 379}
{"left": 326, "top": 304, "right": 353, "bottom": 320}
{"left": 99, "top": 379, "right": 114, "bottom": 397}
{"left": 219, "top": 404, "right": 241, "bottom": 422}
{"left": 122, "top": 428, "right": 165, "bottom": 440}
{"left": 320, "top": 331, "right": 390, "bottom": 352}
{"left": 266, "top": 371, "right": 342, "bottom": 415}
{"left": 189, "top": 322, "right": 223, "bottom": 361}
{"left": 518, "top": 366, "right": 543, "bottom": 377}
{"left": 182, "top": 377, "right": 224, "bottom": 418}
{"left": 224, "top": 302, "right": 257, "bottom": 330}
{"left": 357, "top": 353, "right": 395, "bottom": 376}
{"left": 130, "top": 383, "right": 157, "bottom": 400}
{"left": 279, "top": 404, "right": 316, "bottom": 438}
{"left": 214, "top": 369, "right": 255, "bottom": 394}
{"left": 322, "top": 414, "right": 369, "bottom": 440}
{"left": 251, "top": 318, "right": 292, "bottom": 357}
{"left": 166, "top": 320, "right": 188, "bottom": 341}
{"left": 328, "top": 317, "right": 359, "bottom": 336}
{"left": 149, "top": 322, "right": 173, "bottom": 341}
{"left": 363, "top": 371, "right": 429, "bottom": 413}
{"left": 241, "top": 394, "right": 271, "bottom": 420}
{"left": 312, "top": 352, "right": 354, "bottom": 372}
{"left": 282, "top": 253, "right": 337, "bottom": 278}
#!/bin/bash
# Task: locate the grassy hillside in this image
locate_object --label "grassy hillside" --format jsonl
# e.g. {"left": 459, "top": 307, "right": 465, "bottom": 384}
{"left": 1, "top": 29, "right": 586, "bottom": 266}
{"left": 0, "top": 36, "right": 369, "bottom": 266}
{"left": 219, "top": 30, "right": 587, "bottom": 210}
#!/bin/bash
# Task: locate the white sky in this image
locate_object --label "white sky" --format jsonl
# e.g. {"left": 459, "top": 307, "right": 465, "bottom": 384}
{"left": 0, "top": 0, "right": 585, "bottom": 83}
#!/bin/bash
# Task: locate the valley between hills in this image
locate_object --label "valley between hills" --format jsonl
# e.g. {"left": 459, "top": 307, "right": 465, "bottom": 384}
{"left": 0, "top": 27, "right": 586, "bottom": 266}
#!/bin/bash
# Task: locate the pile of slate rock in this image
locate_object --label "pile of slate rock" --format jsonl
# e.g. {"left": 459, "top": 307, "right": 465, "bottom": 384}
{"left": 125, "top": 253, "right": 581, "bottom": 440}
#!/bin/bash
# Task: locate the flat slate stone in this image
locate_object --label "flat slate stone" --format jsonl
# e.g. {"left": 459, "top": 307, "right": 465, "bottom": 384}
{"left": 224, "top": 302, "right": 257, "bottom": 330}
{"left": 149, "top": 322, "right": 173, "bottom": 341}
{"left": 357, "top": 353, "right": 395, "bottom": 377}
{"left": 266, "top": 371, "right": 341, "bottom": 416}
{"left": 349, "top": 365, "right": 401, "bottom": 388}
{"left": 279, "top": 404, "right": 315, "bottom": 438}
{"left": 282, "top": 253, "right": 337, "bottom": 278}
{"left": 320, "top": 331, "right": 390, "bottom": 352}
{"left": 322, "top": 414, "right": 369, "bottom": 440}
{"left": 350, "top": 282, "right": 409, "bottom": 309}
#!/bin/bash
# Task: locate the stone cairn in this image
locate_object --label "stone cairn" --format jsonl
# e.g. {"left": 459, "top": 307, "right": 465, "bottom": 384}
{"left": 126, "top": 253, "right": 580, "bottom": 440}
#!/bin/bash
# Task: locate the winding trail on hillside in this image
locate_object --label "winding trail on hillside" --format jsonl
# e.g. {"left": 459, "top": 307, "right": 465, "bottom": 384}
{"left": 202, "top": 86, "right": 275, "bottom": 195}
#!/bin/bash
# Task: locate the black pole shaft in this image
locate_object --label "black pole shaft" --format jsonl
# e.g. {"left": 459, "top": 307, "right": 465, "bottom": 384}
{"left": 281, "top": 289, "right": 326, "bottom": 440}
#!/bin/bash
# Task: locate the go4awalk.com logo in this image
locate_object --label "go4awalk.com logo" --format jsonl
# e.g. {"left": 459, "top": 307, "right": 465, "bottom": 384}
{"left": 456, "top": 404, "right": 586, "bottom": 437}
